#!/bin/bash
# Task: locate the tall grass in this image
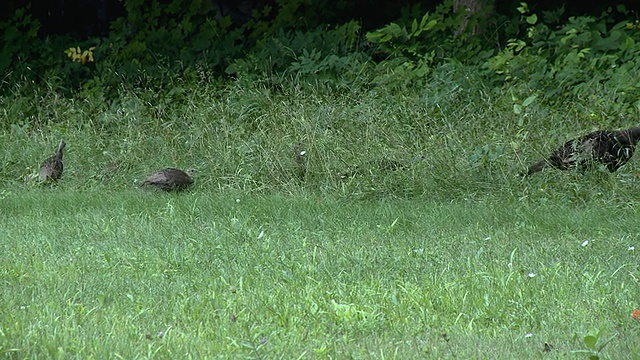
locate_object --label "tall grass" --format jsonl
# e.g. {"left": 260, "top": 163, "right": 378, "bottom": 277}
{"left": 4, "top": 62, "right": 640, "bottom": 200}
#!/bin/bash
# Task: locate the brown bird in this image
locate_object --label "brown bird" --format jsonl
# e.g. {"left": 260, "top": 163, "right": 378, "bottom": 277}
{"left": 39, "top": 140, "right": 66, "bottom": 181}
{"left": 141, "top": 168, "right": 196, "bottom": 191}
{"left": 524, "top": 127, "right": 640, "bottom": 175}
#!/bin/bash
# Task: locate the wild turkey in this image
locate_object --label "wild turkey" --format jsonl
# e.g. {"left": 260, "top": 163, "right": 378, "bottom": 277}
{"left": 524, "top": 127, "right": 640, "bottom": 175}
{"left": 39, "top": 140, "right": 66, "bottom": 181}
{"left": 141, "top": 168, "right": 196, "bottom": 191}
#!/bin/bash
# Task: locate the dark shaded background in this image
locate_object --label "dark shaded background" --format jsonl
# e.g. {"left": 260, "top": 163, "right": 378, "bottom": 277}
{"left": 10, "top": 0, "right": 640, "bottom": 38}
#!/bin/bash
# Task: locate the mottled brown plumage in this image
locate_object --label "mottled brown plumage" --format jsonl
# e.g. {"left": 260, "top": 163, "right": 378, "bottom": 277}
{"left": 524, "top": 127, "right": 640, "bottom": 175}
{"left": 141, "top": 168, "right": 196, "bottom": 191}
{"left": 39, "top": 140, "right": 66, "bottom": 181}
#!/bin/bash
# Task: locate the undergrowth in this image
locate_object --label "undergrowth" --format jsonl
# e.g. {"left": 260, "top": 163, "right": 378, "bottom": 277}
{"left": 2, "top": 58, "right": 640, "bottom": 206}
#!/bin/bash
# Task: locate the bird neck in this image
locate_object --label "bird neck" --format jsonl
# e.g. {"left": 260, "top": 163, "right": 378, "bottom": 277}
{"left": 56, "top": 142, "right": 65, "bottom": 159}
{"left": 628, "top": 127, "right": 640, "bottom": 145}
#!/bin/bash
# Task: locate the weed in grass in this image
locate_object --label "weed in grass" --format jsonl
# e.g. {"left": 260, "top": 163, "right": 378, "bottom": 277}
{"left": 571, "top": 328, "right": 617, "bottom": 360}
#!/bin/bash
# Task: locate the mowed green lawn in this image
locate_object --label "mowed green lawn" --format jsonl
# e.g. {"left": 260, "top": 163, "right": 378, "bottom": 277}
{"left": 1, "top": 189, "right": 639, "bottom": 359}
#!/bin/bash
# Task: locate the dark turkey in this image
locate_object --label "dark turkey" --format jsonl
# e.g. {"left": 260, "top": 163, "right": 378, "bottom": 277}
{"left": 141, "top": 168, "right": 196, "bottom": 191}
{"left": 39, "top": 140, "right": 66, "bottom": 181}
{"left": 524, "top": 127, "right": 640, "bottom": 175}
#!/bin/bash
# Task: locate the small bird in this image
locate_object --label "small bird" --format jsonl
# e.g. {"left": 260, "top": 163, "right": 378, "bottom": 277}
{"left": 524, "top": 127, "right": 640, "bottom": 175}
{"left": 39, "top": 140, "right": 66, "bottom": 181}
{"left": 293, "top": 143, "right": 307, "bottom": 180}
{"left": 141, "top": 168, "right": 196, "bottom": 191}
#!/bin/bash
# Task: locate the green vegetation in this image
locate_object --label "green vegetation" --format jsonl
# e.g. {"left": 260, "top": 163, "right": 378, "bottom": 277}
{"left": 3, "top": 71, "right": 640, "bottom": 358}
{"left": 1, "top": 190, "right": 639, "bottom": 358}
{"left": 2, "top": 1, "right": 640, "bottom": 359}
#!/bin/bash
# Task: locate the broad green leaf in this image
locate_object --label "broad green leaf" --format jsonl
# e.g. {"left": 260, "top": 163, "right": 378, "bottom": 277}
{"left": 366, "top": 23, "right": 403, "bottom": 43}
{"left": 583, "top": 335, "right": 598, "bottom": 349}
{"left": 513, "top": 104, "right": 522, "bottom": 114}
{"left": 423, "top": 19, "right": 438, "bottom": 31}
{"left": 420, "top": 13, "right": 431, "bottom": 29}
{"left": 365, "top": 31, "right": 389, "bottom": 43}
{"left": 522, "top": 95, "right": 538, "bottom": 107}
{"left": 517, "top": 3, "right": 529, "bottom": 14}
{"left": 526, "top": 14, "right": 537, "bottom": 25}
{"left": 387, "top": 23, "right": 403, "bottom": 36}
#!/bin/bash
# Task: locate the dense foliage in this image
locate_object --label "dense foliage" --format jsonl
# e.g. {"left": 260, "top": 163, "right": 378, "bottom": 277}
{"left": 2, "top": 1, "right": 639, "bottom": 107}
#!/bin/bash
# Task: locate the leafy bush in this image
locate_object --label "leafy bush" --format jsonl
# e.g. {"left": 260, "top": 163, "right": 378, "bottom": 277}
{"left": 363, "top": 0, "right": 494, "bottom": 91}
{"left": 1, "top": 0, "right": 250, "bottom": 98}
{"left": 229, "top": 20, "right": 370, "bottom": 90}
{"left": 1, "top": 0, "right": 377, "bottom": 98}
{"left": 484, "top": 4, "right": 640, "bottom": 107}
{"left": 3, "top": 0, "right": 640, "bottom": 120}
{"left": 0, "top": 4, "right": 78, "bottom": 94}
